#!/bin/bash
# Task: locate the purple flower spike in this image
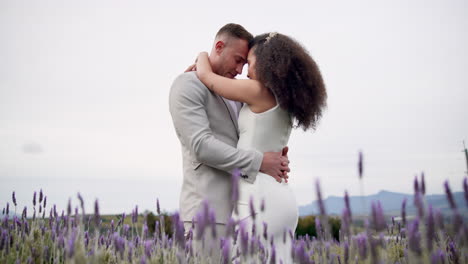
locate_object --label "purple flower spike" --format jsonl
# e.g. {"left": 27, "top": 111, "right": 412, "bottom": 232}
{"left": 6, "top": 203, "right": 9, "bottom": 215}
{"left": 344, "top": 191, "right": 352, "bottom": 220}
{"left": 222, "top": 239, "right": 231, "bottom": 264}
{"left": 225, "top": 217, "right": 236, "bottom": 238}
{"left": 371, "top": 201, "right": 386, "bottom": 232}
{"left": 421, "top": 172, "right": 426, "bottom": 195}
{"left": 358, "top": 151, "right": 363, "bottom": 179}
{"left": 401, "top": 198, "right": 407, "bottom": 226}
{"left": 430, "top": 249, "right": 445, "bottom": 264}
{"left": 448, "top": 242, "right": 459, "bottom": 264}
{"left": 263, "top": 222, "right": 268, "bottom": 240}
{"left": 344, "top": 241, "right": 349, "bottom": 264}
{"left": 39, "top": 189, "right": 43, "bottom": 203}
{"left": 94, "top": 199, "right": 100, "bottom": 226}
{"left": 356, "top": 234, "right": 368, "bottom": 259}
{"left": 444, "top": 180, "right": 457, "bottom": 210}
{"left": 315, "top": 217, "right": 322, "bottom": 239}
{"left": 249, "top": 196, "right": 256, "bottom": 221}
{"left": 414, "top": 191, "right": 424, "bottom": 218}
{"left": 209, "top": 208, "right": 217, "bottom": 238}
{"left": 341, "top": 208, "right": 351, "bottom": 237}
{"left": 426, "top": 205, "right": 435, "bottom": 252}
{"left": 463, "top": 177, "right": 468, "bottom": 209}
{"left": 12, "top": 192, "right": 17, "bottom": 207}
{"left": 414, "top": 176, "right": 419, "bottom": 194}
{"left": 408, "top": 219, "right": 422, "bottom": 256}
{"left": 144, "top": 240, "right": 153, "bottom": 258}
{"left": 33, "top": 191, "right": 37, "bottom": 207}
{"left": 315, "top": 179, "right": 326, "bottom": 216}
{"left": 67, "top": 199, "right": 72, "bottom": 216}
{"left": 156, "top": 198, "right": 160, "bottom": 215}
{"left": 43, "top": 196, "right": 47, "bottom": 209}
{"left": 67, "top": 228, "right": 78, "bottom": 258}
{"left": 172, "top": 212, "right": 185, "bottom": 247}
{"left": 239, "top": 221, "right": 249, "bottom": 257}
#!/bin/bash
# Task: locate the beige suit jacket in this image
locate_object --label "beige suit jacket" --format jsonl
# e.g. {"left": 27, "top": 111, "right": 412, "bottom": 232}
{"left": 169, "top": 72, "right": 262, "bottom": 224}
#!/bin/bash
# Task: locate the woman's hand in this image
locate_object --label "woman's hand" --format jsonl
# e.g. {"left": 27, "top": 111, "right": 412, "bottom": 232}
{"left": 196, "top": 52, "right": 212, "bottom": 79}
{"left": 184, "top": 63, "right": 196, "bottom": 73}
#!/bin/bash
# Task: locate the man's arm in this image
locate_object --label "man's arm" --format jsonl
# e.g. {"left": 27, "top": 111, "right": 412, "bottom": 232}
{"left": 169, "top": 73, "right": 263, "bottom": 183}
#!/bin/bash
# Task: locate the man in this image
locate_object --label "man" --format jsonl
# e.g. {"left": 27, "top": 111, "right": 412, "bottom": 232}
{"left": 169, "top": 23, "right": 289, "bottom": 251}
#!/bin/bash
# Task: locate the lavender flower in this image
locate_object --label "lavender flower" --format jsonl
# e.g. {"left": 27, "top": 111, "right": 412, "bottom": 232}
{"left": 84, "top": 231, "right": 89, "bottom": 248}
{"left": 43, "top": 196, "right": 47, "bottom": 209}
{"left": 401, "top": 198, "right": 407, "bottom": 226}
{"left": 172, "top": 212, "right": 185, "bottom": 247}
{"left": 344, "top": 241, "right": 349, "bottom": 264}
{"left": 22, "top": 206, "right": 27, "bottom": 220}
{"left": 156, "top": 198, "right": 161, "bottom": 215}
{"left": 371, "top": 201, "right": 386, "bottom": 232}
{"left": 430, "top": 249, "right": 445, "bottom": 264}
{"left": 12, "top": 192, "right": 17, "bottom": 207}
{"left": 144, "top": 240, "right": 153, "bottom": 258}
{"left": 421, "top": 172, "right": 426, "bottom": 195}
{"left": 39, "top": 189, "right": 43, "bottom": 203}
{"left": 414, "top": 191, "right": 424, "bottom": 218}
{"left": 263, "top": 222, "right": 268, "bottom": 240}
{"left": 464, "top": 177, "right": 468, "bottom": 209}
{"left": 94, "top": 199, "right": 100, "bottom": 227}
{"left": 341, "top": 208, "right": 351, "bottom": 238}
{"left": 358, "top": 151, "right": 363, "bottom": 179}
{"left": 67, "top": 198, "right": 72, "bottom": 216}
{"left": 426, "top": 205, "right": 435, "bottom": 252}
{"left": 444, "top": 180, "right": 457, "bottom": 210}
{"left": 315, "top": 217, "right": 323, "bottom": 239}
{"left": 315, "top": 179, "right": 326, "bottom": 216}
{"left": 6, "top": 203, "right": 9, "bottom": 215}
{"left": 260, "top": 198, "right": 265, "bottom": 212}
{"left": 414, "top": 176, "right": 419, "bottom": 194}
{"left": 222, "top": 238, "right": 231, "bottom": 264}
{"left": 356, "top": 234, "right": 368, "bottom": 260}
{"left": 67, "top": 228, "right": 78, "bottom": 258}
{"left": 33, "top": 191, "right": 36, "bottom": 207}
{"left": 249, "top": 196, "right": 256, "bottom": 221}
{"left": 239, "top": 221, "right": 249, "bottom": 257}
{"left": 225, "top": 217, "right": 236, "bottom": 238}
{"left": 448, "top": 242, "right": 459, "bottom": 264}
{"left": 77, "top": 193, "right": 84, "bottom": 214}
{"left": 270, "top": 244, "right": 276, "bottom": 264}
{"left": 209, "top": 208, "right": 217, "bottom": 238}
{"left": 408, "top": 219, "right": 422, "bottom": 255}
{"left": 344, "top": 190, "right": 352, "bottom": 220}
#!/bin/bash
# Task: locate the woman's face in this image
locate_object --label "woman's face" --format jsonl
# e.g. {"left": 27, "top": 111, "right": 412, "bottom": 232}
{"left": 247, "top": 47, "right": 257, "bottom": 80}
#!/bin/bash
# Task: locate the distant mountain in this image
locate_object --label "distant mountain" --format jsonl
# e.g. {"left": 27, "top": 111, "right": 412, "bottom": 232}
{"left": 298, "top": 190, "right": 466, "bottom": 217}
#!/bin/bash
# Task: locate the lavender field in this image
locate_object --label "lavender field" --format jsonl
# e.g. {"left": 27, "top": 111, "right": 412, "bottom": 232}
{"left": 1, "top": 172, "right": 468, "bottom": 263}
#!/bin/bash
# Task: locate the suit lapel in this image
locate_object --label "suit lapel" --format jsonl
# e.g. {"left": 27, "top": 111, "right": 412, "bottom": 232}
{"left": 218, "top": 96, "right": 239, "bottom": 134}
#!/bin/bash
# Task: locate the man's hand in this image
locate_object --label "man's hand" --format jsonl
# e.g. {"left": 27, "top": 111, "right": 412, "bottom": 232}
{"left": 260, "top": 147, "right": 290, "bottom": 183}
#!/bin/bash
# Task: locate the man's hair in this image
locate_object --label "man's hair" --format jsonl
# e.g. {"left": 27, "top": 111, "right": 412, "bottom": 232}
{"left": 216, "top": 23, "right": 253, "bottom": 43}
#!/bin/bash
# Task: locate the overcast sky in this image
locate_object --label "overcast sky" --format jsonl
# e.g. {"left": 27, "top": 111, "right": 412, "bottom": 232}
{"left": 1, "top": 0, "right": 467, "bottom": 215}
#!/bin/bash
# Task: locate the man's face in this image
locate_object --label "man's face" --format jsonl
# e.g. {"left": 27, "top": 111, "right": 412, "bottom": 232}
{"left": 215, "top": 38, "right": 249, "bottom": 79}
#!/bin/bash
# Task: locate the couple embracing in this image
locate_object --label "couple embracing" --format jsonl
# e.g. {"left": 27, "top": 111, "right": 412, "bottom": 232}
{"left": 169, "top": 23, "right": 327, "bottom": 263}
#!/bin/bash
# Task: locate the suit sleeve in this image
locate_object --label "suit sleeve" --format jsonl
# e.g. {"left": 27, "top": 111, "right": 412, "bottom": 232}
{"left": 169, "top": 73, "right": 262, "bottom": 183}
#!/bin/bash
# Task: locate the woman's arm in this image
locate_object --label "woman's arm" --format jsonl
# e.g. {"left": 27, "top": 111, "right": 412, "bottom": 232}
{"left": 195, "top": 52, "right": 263, "bottom": 104}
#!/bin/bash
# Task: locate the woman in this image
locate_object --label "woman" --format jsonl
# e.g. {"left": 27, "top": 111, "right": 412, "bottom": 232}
{"left": 195, "top": 32, "right": 327, "bottom": 263}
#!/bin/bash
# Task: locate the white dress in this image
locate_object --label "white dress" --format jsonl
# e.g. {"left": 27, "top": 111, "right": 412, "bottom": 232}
{"left": 233, "top": 104, "right": 298, "bottom": 263}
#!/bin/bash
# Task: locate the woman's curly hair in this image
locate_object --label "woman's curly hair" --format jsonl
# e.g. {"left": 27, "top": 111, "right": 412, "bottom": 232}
{"left": 249, "top": 33, "right": 327, "bottom": 131}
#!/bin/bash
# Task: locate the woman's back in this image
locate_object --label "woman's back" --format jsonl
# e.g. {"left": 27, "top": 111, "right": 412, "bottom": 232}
{"left": 237, "top": 104, "right": 292, "bottom": 152}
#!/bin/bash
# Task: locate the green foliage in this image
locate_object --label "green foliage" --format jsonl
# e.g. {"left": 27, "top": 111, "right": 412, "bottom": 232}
{"left": 295, "top": 215, "right": 341, "bottom": 241}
